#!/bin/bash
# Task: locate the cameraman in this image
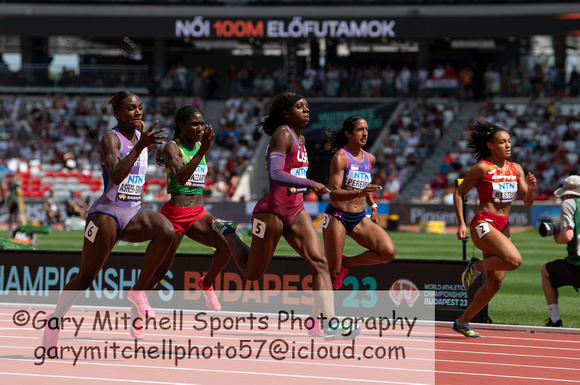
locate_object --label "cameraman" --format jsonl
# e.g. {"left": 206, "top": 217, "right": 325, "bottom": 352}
{"left": 541, "top": 175, "right": 580, "bottom": 327}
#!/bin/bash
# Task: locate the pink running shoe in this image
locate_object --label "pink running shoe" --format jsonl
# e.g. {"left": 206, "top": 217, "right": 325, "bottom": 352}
{"left": 333, "top": 254, "right": 349, "bottom": 289}
{"left": 130, "top": 305, "right": 144, "bottom": 340}
{"left": 127, "top": 286, "right": 156, "bottom": 318}
{"left": 43, "top": 313, "right": 60, "bottom": 350}
{"left": 198, "top": 276, "right": 221, "bottom": 311}
{"left": 307, "top": 323, "right": 323, "bottom": 337}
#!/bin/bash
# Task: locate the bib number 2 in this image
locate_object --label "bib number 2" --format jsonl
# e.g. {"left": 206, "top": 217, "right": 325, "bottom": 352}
{"left": 476, "top": 222, "right": 491, "bottom": 238}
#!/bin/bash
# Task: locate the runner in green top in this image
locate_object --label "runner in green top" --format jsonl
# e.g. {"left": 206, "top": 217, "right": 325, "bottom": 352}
{"left": 166, "top": 137, "right": 208, "bottom": 196}
{"left": 137, "top": 106, "right": 232, "bottom": 340}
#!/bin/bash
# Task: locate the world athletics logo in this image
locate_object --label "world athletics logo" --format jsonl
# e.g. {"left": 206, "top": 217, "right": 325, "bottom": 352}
{"left": 388, "top": 279, "right": 420, "bottom": 308}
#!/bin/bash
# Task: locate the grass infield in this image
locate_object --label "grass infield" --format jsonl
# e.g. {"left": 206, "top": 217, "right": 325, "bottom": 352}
{"left": 1, "top": 228, "right": 578, "bottom": 328}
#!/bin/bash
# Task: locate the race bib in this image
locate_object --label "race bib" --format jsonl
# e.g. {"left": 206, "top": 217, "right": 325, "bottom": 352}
{"left": 289, "top": 166, "right": 308, "bottom": 194}
{"left": 491, "top": 181, "right": 517, "bottom": 203}
{"left": 344, "top": 169, "right": 371, "bottom": 190}
{"left": 252, "top": 218, "right": 266, "bottom": 239}
{"left": 476, "top": 222, "right": 491, "bottom": 238}
{"left": 320, "top": 213, "right": 330, "bottom": 229}
{"left": 185, "top": 165, "right": 208, "bottom": 188}
{"left": 117, "top": 174, "right": 145, "bottom": 202}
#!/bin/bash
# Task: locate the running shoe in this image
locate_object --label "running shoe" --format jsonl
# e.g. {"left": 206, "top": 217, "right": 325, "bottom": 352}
{"left": 452, "top": 320, "right": 481, "bottom": 338}
{"left": 130, "top": 305, "right": 145, "bottom": 340}
{"left": 42, "top": 313, "right": 60, "bottom": 350}
{"left": 307, "top": 323, "right": 323, "bottom": 337}
{"left": 212, "top": 219, "right": 238, "bottom": 236}
{"left": 198, "top": 276, "right": 221, "bottom": 311}
{"left": 461, "top": 257, "right": 481, "bottom": 289}
{"left": 545, "top": 318, "right": 563, "bottom": 327}
{"left": 127, "top": 286, "right": 156, "bottom": 318}
{"left": 323, "top": 321, "right": 361, "bottom": 341}
{"left": 333, "top": 254, "right": 349, "bottom": 289}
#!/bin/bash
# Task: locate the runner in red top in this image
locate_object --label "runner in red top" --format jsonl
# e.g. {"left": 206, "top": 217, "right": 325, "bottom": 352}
{"left": 452, "top": 121, "right": 536, "bottom": 338}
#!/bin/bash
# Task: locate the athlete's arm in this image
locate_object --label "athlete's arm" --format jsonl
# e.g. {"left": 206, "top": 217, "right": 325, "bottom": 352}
{"left": 454, "top": 161, "right": 486, "bottom": 239}
{"left": 267, "top": 152, "right": 314, "bottom": 188}
{"left": 327, "top": 151, "right": 350, "bottom": 201}
{"left": 267, "top": 126, "right": 314, "bottom": 188}
{"left": 164, "top": 126, "right": 214, "bottom": 186}
{"left": 100, "top": 130, "right": 141, "bottom": 185}
{"left": 515, "top": 163, "right": 536, "bottom": 207}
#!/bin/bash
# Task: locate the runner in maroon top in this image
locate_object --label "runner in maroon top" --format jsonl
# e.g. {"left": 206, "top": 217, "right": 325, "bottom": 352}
{"left": 213, "top": 92, "right": 360, "bottom": 341}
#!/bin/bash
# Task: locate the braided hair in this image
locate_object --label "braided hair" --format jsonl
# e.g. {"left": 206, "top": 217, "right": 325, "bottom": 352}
{"left": 467, "top": 121, "right": 508, "bottom": 162}
{"left": 173, "top": 105, "right": 203, "bottom": 140}
{"left": 325, "top": 115, "right": 365, "bottom": 153}
{"left": 257, "top": 92, "right": 305, "bottom": 136}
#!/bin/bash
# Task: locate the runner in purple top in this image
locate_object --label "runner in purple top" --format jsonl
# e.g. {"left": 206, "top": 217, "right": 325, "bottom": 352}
{"left": 322, "top": 115, "right": 396, "bottom": 290}
{"left": 43, "top": 91, "right": 175, "bottom": 348}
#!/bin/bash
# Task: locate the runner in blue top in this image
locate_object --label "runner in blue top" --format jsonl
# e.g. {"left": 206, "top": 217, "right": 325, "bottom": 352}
{"left": 43, "top": 91, "right": 174, "bottom": 349}
{"left": 322, "top": 115, "right": 396, "bottom": 289}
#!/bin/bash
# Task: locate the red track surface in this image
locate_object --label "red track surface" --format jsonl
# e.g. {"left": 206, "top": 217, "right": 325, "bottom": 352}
{"left": 1, "top": 308, "right": 579, "bottom": 385}
{"left": 435, "top": 325, "right": 580, "bottom": 385}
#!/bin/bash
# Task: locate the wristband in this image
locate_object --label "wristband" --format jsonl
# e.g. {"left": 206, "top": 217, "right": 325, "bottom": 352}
{"left": 370, "top": 203, "right": 378, "bottom": 210}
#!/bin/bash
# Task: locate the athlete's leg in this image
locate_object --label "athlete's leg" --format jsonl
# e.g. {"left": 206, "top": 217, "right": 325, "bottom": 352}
{"left": 51, "top": 213, "right": 118, "bottom": 319}
{"left": 121, "top": 210, "right": 175, "bottom": 290}
{"left": 188, "top": 214, "right": 231, "bottom": 286}
{"left": 145, "top": 230, "right": 184, "bottom": 290}
{"left": 469, "top": 221, "right": 522, "bottom": 272}
{"left": 222, "top": 212, "right": 283, "bottom": 281}
{"left": 285, "top": 211, "right": 335, "bottom": 319}
{"left": 346, "top": 217, "right": 396, "bottom": 268}
{"left": 457, "top": 268, "right": 506, "bottom": 324}
{"left": 322, "top": 215, "right": 347, "bottom": 284}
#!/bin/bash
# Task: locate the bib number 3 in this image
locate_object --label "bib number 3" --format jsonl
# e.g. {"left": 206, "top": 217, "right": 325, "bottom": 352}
{"left": 320, "top": 213, "right": 330, "bottom": 229}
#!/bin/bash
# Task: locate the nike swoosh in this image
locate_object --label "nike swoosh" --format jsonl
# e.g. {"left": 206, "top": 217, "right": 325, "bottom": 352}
{"left": 128, "top": 145, "right": 134, "bottom": 149}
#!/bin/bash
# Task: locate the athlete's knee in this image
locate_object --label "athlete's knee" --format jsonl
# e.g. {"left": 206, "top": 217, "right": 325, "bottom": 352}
{"left": 309, "top": 254, "right": 330, "bottom": 274}
{"left": 213, "top": 243, "right": 232, "bottom": 261}
{"left": 155, "top": 221, "right": 175, "bottom": 242}
{"left": 379, "top": 245, "right": 396, "bottom": 262}
{"left": 505, "top": 255, "right": 522, "bottom": 270}
{"left": 541, "top": 264, "right": 550, "bottom": 278}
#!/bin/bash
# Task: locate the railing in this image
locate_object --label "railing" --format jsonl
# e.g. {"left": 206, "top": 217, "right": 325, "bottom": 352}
{"left": 0, "top": 64, "right": 150, "bottom": 94}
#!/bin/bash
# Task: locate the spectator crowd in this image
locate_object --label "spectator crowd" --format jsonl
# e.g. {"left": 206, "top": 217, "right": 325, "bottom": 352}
{"left": 1, "top": 59, "right": 580, "bottom": 229}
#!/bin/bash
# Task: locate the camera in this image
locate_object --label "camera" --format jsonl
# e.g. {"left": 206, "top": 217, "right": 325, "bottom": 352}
{"left": 539, "top": 222, "right": 561, "bottom": 237}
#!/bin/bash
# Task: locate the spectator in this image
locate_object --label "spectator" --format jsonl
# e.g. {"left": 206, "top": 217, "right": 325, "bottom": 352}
{"left": 6, "top": 175, "right": 22, "bottom": 230}
{"left": 383, "top": 174, "right": 402, "bottom": 201}
{"left": 420, "top": 184, "right": 434, "bottom": 202}
{"left": 65, "top": 190, "right": 89, "bottom": 220}
{"left": 43, "top": 190, "right": 64, "bottom": 227}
